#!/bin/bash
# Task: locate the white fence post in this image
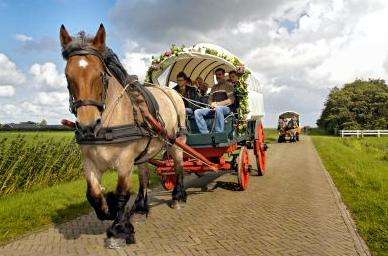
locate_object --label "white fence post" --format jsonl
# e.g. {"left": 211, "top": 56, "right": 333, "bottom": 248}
{"left": 339, "top": 129, "right": 387, "bottom": 137}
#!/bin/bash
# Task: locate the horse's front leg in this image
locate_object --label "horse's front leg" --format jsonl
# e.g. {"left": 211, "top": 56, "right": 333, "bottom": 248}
{"left": 84, "top": 159, "right": 112, "bottom": 220}
{"left": 106, "top": 159, "right": 136, "bottom": 245}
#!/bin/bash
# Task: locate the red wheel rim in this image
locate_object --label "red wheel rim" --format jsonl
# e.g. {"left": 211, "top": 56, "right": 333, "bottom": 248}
{"left": 238, "top": 147, "right": 250, "bottom": 190}
{"left": 161, "top": 174, "right": 176, "bottom": 191}
{"left": 160, "top": 152, "right": 176, "bottom": 191}
{"left": 255, "top": 122, "right": 267, "bottom": 174}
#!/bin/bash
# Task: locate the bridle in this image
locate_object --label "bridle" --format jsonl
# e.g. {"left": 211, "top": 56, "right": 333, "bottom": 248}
{"left": 61, "top": 43, "right": 164, "bottom": 159}
{"left": 63, "top": 47, "right": 110, "bottom": 116}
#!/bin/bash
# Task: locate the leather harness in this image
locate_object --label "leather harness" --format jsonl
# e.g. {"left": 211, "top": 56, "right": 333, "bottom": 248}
{"left": 62, "top": 43, "right": 174, "bottom": 163}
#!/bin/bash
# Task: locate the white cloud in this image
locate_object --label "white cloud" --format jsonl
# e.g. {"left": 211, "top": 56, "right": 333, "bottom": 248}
{"left": 0, "top": 100, "right": 71, "bottom": 124}
{"left": 121, "top": 52, "right": 153, "bottom": 82}
{"left": 14, "top": 34, "right": 33, "bottom": 42}
{"left": 29, "top": 62, "right": 67, "bottom": 90}
{"left": 108, "top": 0, "right": 388, "bottom": 127}
{"left": 0, "top": 85, "right": 15, "bottom": 97}
{"left": 2, "top": 0, "right": 388, "bottom": 126}
{"left": 0, "top": 53, "right": 26, "bottom": 85}
{"left": 34, "top": 92, "right": 68, "bottom": 107}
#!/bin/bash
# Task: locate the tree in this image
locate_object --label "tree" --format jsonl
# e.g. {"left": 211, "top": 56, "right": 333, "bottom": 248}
{"left": 317, "top": 79, "right": 388, "bottom": 133}
{"left": 39, "top": 119, "right": 47, "bottom": 126}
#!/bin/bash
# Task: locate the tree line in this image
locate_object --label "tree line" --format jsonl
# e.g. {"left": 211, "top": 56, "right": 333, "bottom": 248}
{"left": 317, "top": 79, "right": 388, "bottom": 133}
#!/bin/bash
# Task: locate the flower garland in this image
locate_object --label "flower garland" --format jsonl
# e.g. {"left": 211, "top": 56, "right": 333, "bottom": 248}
{"left": 146, "top": 45, "right": 250, "bottom": 134}
{"left": 146, "top": 44, "right": 185, "bottom": 83}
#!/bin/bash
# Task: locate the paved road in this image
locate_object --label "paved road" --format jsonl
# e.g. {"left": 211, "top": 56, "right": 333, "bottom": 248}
{"left": 0, "top": 136, "right": 369, "bottom": 256}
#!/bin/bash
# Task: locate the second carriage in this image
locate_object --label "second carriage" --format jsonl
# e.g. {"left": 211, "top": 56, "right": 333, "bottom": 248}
{"left": 277, "top": 111, "right": 301, "bottom": 143}
{"left": 147, "top": 43, "right": 267, "bottom": 190}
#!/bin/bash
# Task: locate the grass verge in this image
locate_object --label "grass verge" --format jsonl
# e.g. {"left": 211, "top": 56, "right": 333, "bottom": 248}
{"left": 264, "top": 128, "right": 278, "bottom": 143}
{"left": 0, "top": 170, "right": 160, "bottom": 245}
{"left": 311, "top": 133, "right": 387, "bottom": 255}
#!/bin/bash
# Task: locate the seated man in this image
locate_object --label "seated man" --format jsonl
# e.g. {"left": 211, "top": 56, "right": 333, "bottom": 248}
{"left": 173, "top": 71, "right": 199, "bottom": 115}
{"left": 194, "top": 68, "right": 235, "bottom": 134}
{"left": 194, "top": 77, "right": 209, "bottom": 105}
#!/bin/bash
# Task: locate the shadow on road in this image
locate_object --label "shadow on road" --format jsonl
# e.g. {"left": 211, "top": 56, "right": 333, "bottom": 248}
{"left": 53, "top": 171, "right": 237, "bottom": 240}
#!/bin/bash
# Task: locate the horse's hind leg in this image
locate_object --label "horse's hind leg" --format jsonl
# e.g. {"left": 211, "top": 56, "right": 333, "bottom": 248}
{"left": 134, "top": 163, "right": 150, "bottom": 215}
{"left": 84, "top": 159, "right": 111, "bottom": 220}
{"left": 168, "top": 142, "right": 187, "bottom": 209}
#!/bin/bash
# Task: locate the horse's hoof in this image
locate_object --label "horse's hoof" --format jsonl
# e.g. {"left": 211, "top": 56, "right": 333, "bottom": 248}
{"left": 105, "top": 237, "right": 126, "bottom": 249}
{"left": 170, "top": 200, "right": 181, "bottom": 210}
{"left": 126, "top": 233, "right": 136, "bottom": 244}
{"left": 170, "top": 200, "right": 186, "bottom": 210}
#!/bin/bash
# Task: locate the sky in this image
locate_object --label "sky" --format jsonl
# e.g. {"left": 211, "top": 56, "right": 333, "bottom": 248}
{"left": 1, "top": 0, "right": 388, "bottom": 127}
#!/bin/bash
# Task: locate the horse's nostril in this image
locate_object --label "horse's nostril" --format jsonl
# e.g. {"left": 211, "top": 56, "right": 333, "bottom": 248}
{"left": 96, "top": 118, "right": 101, "bottom": 124}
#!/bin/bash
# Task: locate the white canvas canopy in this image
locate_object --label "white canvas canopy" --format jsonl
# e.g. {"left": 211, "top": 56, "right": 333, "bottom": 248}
{"left": 148, "top": 43, "right": 265, "bottom": 120}
{"left": 279, "top": 111, "right": 300, "bottom": 118}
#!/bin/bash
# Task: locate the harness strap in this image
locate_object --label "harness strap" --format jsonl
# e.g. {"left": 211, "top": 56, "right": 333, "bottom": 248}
{"left": 75, "top": 124, "right": 152, "bottom": 145}
{"left": 72, "top": 99, "right": 105, "bottom": 113}
{"left": 134, "top": 136, "right": 154, "bottom": 164}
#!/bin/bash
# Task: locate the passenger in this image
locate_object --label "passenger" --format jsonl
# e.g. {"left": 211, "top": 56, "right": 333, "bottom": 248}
{"left": 194, "top": 68, "right": 235, "bottom": 134}
{"left": 228, "top": 70, "right": 239, "bottom": 86}
{"left": 173, "top": 72, "right": 198, "bottom": 115}
{"left": 194, "top": 77, "right": 209, "bottom": 105}
{"left": 227, "top": 70, "right": 240, "bottom": 112}
{"left": 278, "top": 118, "right": 285, "bottom": 130}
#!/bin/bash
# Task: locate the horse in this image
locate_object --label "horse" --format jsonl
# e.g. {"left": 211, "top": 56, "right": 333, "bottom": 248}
{"left": 59, "top": 24, "right": 187, "bottom": 247}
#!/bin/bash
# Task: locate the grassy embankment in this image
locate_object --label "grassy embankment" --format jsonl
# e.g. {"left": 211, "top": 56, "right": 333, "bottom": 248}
{"left": 311, "top": 130, "right": 387, "bottom": 255}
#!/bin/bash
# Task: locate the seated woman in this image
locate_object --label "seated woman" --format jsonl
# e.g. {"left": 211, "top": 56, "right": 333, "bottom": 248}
{"left": 173, "top": 71, "right": 199, "bottom": 115}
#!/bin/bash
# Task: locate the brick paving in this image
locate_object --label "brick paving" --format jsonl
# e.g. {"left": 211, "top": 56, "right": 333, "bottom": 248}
{"left": 0, "top": 136, "right": 370, "bottom": 256}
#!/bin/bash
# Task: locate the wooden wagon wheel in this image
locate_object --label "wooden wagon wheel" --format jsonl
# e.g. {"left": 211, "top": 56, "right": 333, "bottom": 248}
{"left": 255, "top": 121, "right": 267, "bottom": 176}
{"left": 237, "top": 146, "right": 250, "bottom": 190}
{"left": 161, "top": 174, "right": 176, "bottom": 191}
{"left": 160, "top": 152, "right": 176, "bottom": 191}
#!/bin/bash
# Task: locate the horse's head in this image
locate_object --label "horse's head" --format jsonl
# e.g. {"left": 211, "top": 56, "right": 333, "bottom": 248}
{"left": 60, "top": 24, "right": 108, "bottom": 130}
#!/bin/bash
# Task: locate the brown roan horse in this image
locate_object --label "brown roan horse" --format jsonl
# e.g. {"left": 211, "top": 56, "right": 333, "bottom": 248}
{"left": 60, "top": 24, "right": 187, "bottom": 247}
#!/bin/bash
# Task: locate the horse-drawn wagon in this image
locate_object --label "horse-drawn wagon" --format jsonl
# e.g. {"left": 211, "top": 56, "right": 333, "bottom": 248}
{"left": 146, "top": 43, "right": 267, "bottom": 190}
{"left": 277, "top": 111, "right": 301, "bottom": 143}
{"left": 59, "top": 23, "right": 267, "bottom": 247}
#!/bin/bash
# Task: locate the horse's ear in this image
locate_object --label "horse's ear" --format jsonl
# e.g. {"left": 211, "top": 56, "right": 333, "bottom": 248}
{"left": 60, "top": 25, "right": 72, "bottom": 48}
{"left": 93, "top": 23, "right": 106, "bottom": 50}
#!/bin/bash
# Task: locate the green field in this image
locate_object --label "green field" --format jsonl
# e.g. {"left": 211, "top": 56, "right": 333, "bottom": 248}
{"left": 311, "top": 133, "right": 388, "bottom": 255}
{"left": 0, "top": 132, "right": 81, "bottom": 195}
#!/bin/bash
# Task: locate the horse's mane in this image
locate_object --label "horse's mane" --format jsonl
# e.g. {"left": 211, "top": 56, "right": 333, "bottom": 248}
{"left": 62, "top": 31, "right": 137, "bottom": 86}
